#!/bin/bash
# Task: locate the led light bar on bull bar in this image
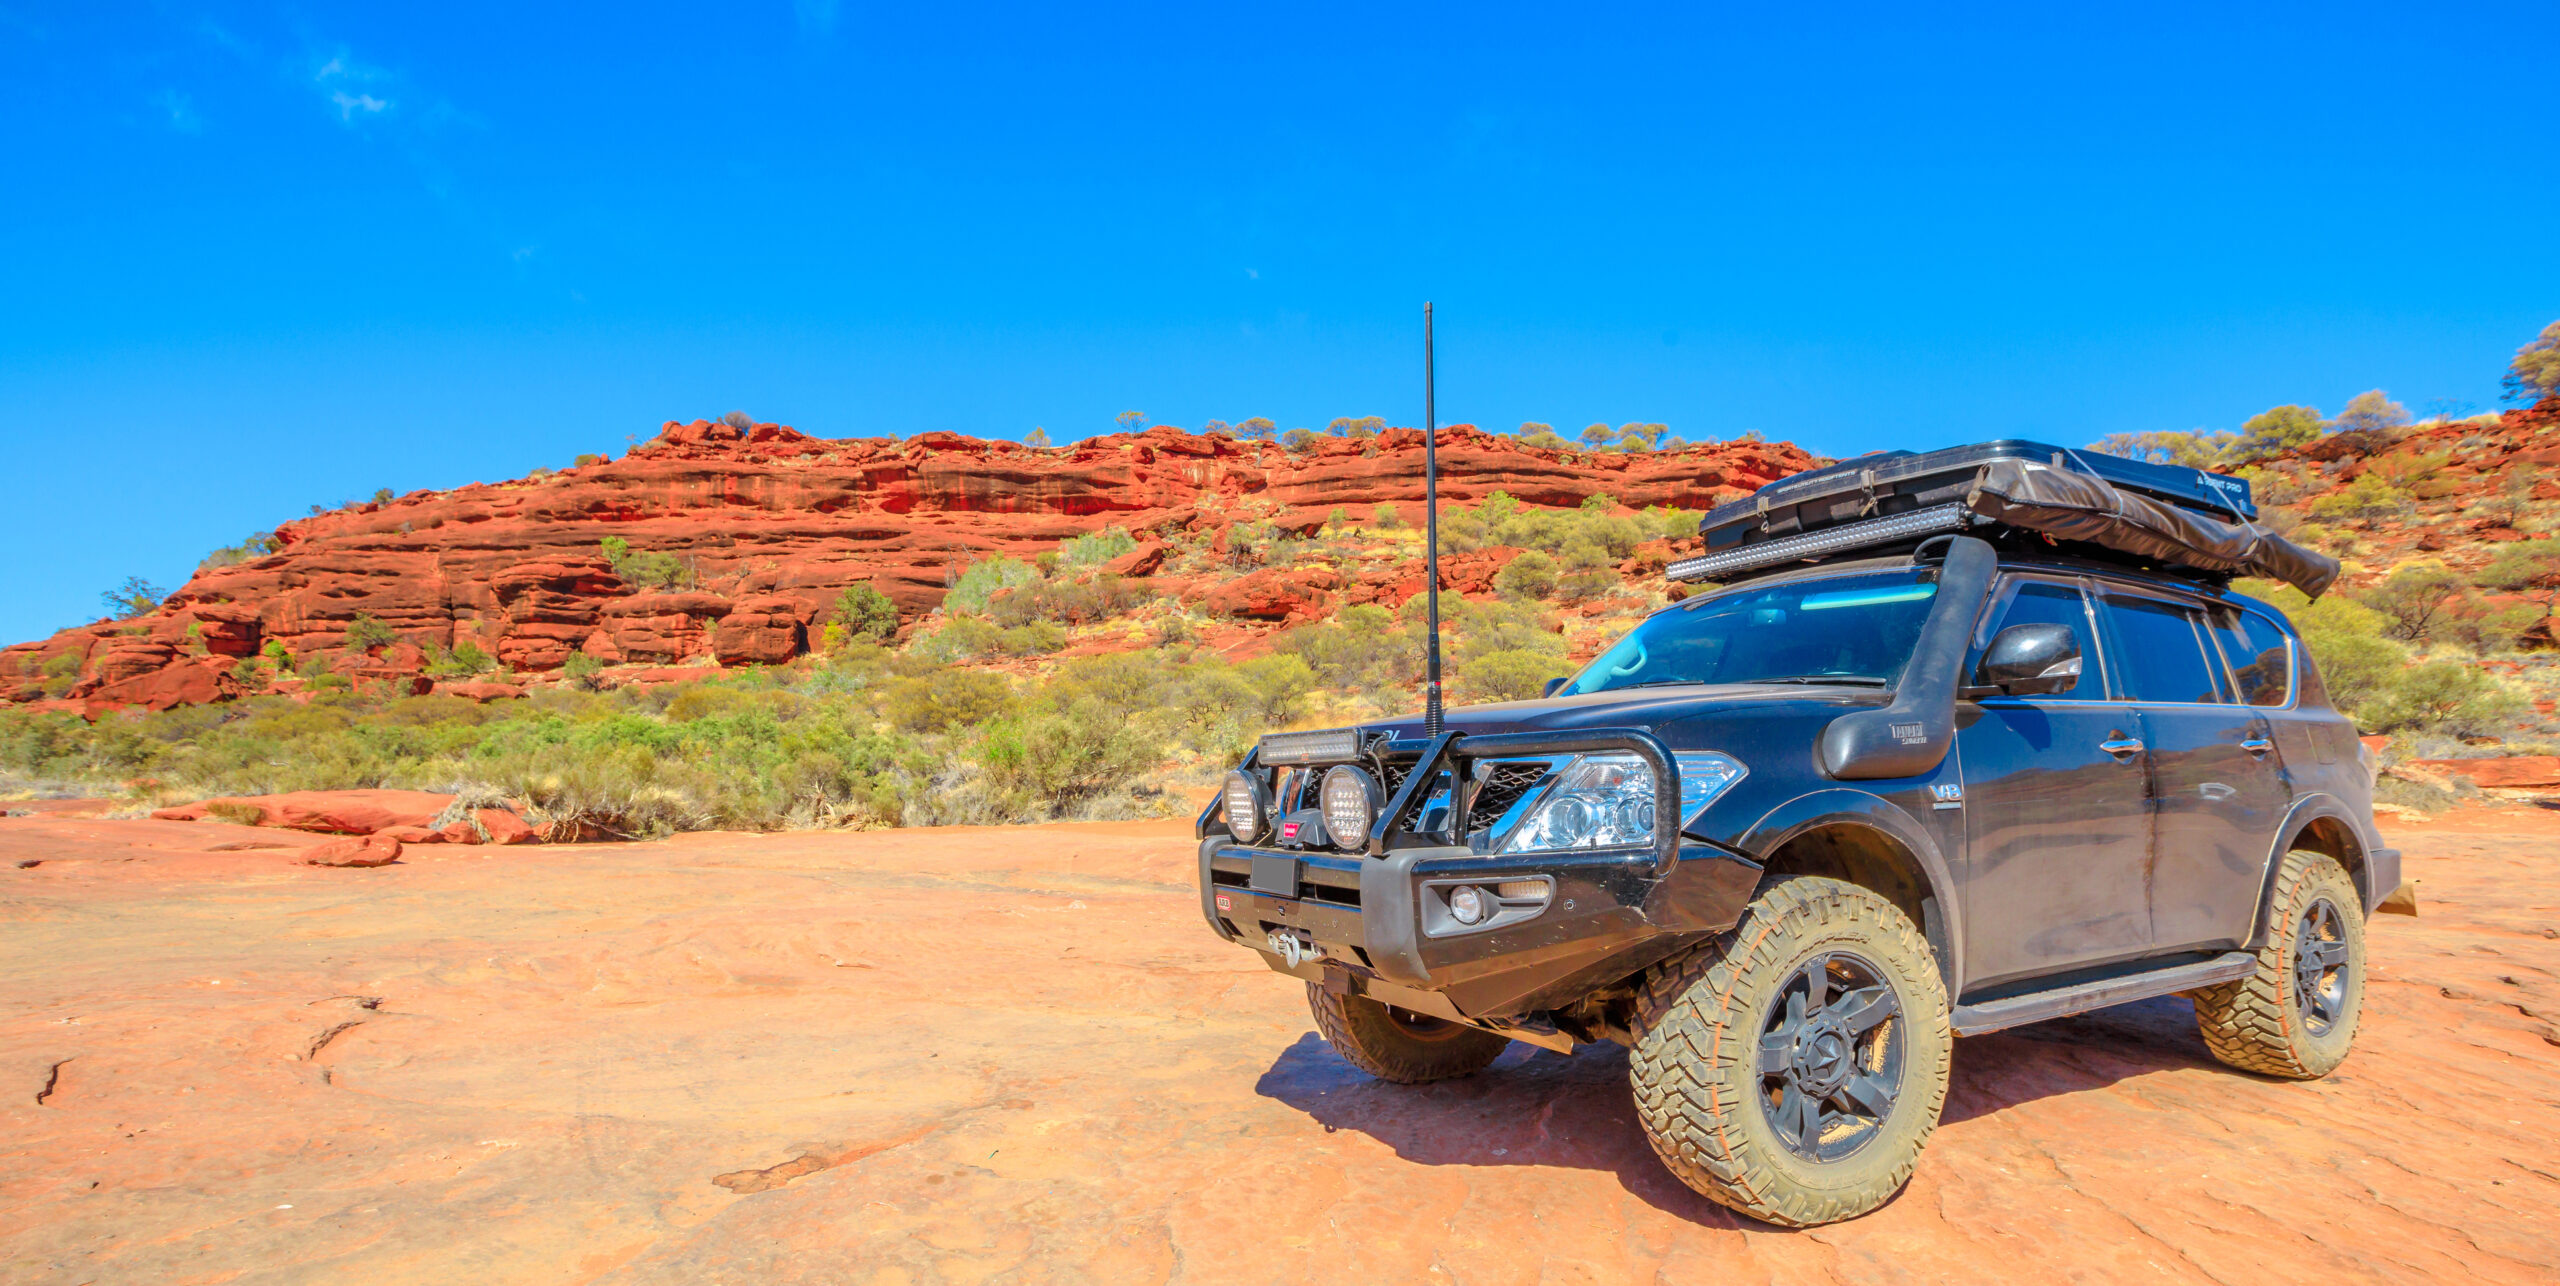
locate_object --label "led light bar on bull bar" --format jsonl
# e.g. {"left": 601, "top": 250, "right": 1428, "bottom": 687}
{"left": 1257, "top": 728, "right": 1362, "bottom": 766}
{"left": 1665, "top": 503, "right": 1972, "bottom": 584}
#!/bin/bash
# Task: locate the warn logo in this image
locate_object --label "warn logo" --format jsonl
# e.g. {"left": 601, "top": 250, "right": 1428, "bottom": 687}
{"left": 1889, "top": 722, "right": 1929, "bottom": 745}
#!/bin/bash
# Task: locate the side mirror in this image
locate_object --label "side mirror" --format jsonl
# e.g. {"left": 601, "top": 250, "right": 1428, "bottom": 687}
{"left": 1541, "top": 676, "right": 1571, "bottom": 698}
{"left": 1977, "top": 623, "right": 2081, "bottom": 697}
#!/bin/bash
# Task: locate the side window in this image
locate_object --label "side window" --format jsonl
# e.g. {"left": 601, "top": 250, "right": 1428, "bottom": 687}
{"left": 2207, "top": 607, "right": 2294, "bottom": 706}
{"left": 2101, "top": 594, "right": 2230, "bottom": 704}
{"left": 1983, "top": 581, "right": 2094, "bottom": 697}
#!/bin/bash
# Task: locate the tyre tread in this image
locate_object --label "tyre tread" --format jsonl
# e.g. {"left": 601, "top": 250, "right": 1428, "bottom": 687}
{"left": 1627, "top": 876, "right": 1951, "bottom": 1227}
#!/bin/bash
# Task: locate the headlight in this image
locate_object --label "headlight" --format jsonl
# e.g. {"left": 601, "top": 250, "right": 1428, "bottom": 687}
{"left": 1501, "top": 751, "right": 1747, "bottom": 854}
{"left": 1319, "top": 765, "right": 1380, "bottom": 848}
{"left": 1222, "top": 770, "right": 1268, "bottom": 840}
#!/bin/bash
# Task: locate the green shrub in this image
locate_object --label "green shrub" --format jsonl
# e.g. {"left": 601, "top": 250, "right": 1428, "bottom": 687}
{"left": 599, "top": 536, "right": 694, "bottom": 590}
{"left": 943, "top": 558, "right": 1040, "bottom": 615}
{"left": 343, "top": 613, "right": 397, "bottom": 651}
{"left": 885, "top": 670, "right": 1015, "bottom": 732}
{"left": 2306, "top": 475, "right": 2414, "bottom": 523}
{"left": 830, "top": 583, "right": 899, "bottom": 643}
{"left": 2362, "top": 565, "right": 2464, "bottom": 641}
{"left": 1457, "top": 649, "right": 1566, "bottom": 703}
{"left": 999, "top": 622, "right": 1069, "bottom": 656}
{"left": 1058, "top": 526, "right": 1137, "bottom": 568}
{"left": 424, "top": 641, "right": 498, "bottom": 678}
{"left": 2360, "top": 662, "right": 2526, "bottom": 737}
{"left": 1373, "top": 503, "right": 1403, "bottom": 529}
{"left": 1494, "top": 551, "right": 1559, "bottom": 600}
{"left": 909, "top": 616, "right": 1003, "bottom": 663}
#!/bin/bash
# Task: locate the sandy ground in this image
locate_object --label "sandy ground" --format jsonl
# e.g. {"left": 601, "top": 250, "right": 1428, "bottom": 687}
{"left": 0, "top": 808, "right": 2554, "bottom": 1285}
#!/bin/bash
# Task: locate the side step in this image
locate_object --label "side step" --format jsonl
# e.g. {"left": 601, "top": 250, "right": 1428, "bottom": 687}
{"left": 1951, "top": 950, "right": 2258, "bottom": 1037}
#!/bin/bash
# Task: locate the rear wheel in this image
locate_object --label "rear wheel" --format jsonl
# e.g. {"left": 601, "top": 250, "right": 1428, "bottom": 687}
{"left": 1630, "top": 876, "right": 1952, "bottom": 1227}
{"left": 2191, "top": 850, "right": 2365, "bottom": 1079}
{"left": 1307, "top": 985, "right": 1509, "bottom": 1084}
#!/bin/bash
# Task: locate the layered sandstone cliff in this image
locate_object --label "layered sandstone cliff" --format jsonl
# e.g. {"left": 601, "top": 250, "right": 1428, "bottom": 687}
{"left": 1, "top": 420, "right": 1819, "bottom": 713}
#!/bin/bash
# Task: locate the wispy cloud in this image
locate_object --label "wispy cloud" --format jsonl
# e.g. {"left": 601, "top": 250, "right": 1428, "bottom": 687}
{"left": 152, "top": 89, "right": 202, "bottom": 134}
{"left": 313, "top": 52, "right": 394, "bottom": 124}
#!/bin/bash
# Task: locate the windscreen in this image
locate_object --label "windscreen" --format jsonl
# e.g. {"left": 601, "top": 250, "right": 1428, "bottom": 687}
{"left": 1561, "top": 570, "right": 1940, "bottom": 696}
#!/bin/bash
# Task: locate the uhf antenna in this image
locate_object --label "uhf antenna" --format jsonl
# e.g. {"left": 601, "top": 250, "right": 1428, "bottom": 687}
{"left": 1422, "top": 302, "right": 1445, "bottom": 735}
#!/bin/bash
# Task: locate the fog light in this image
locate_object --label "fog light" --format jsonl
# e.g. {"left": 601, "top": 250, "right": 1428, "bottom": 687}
{"left": 1448, "top": 884, "right": 1489, "bottom": 925}
{"left": 1496, "top": 879, "right": 1549, "bottom": 901}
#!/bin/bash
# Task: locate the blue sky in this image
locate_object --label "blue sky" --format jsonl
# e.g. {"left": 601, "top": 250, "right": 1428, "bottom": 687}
{"left": 3, "top": 1, "right": 2554, "bottom": 644}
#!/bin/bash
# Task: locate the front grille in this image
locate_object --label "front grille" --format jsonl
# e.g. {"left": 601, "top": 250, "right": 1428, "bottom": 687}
{"left": 1468, "top": 761, "right": 1551, "bottom": 832}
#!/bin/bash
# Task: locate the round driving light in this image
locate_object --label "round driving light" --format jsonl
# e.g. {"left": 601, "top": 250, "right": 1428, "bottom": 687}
{"left": 1320, "top": 765, "right": 1381, "bottom": 848}
{"left": 1448, "top": 884, "right": 1489, "bottom": 925}
{"left": 1223, "top": 771, "right": 1267, "bottom": 841}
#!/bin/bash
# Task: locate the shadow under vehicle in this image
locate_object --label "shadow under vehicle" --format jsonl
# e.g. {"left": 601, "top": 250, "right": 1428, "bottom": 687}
{"left": 1195, "top": 440, "right": 2418, "bottom": 1227}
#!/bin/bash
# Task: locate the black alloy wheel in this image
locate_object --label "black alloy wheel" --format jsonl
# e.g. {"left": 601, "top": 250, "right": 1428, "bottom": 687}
{"left": 2292, "top": 896, "right": 2351, "bottom": 1037}
{"left": 1757, "top": 951, "right": 1905, "bottom": 1162}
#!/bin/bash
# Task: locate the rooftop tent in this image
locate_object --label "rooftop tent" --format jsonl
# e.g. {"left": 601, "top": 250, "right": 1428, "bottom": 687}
{"left": 1680, "top": 441, "right": 2340, "bottom": 598}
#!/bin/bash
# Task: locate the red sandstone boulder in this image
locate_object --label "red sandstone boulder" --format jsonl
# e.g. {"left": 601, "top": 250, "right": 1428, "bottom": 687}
{"left": 713, "top": 594, "right": 809, "bottom": 666}
{"left": 78, "top": 657, "right": 232, "bottom": 714}
{"left": 440, "top": 808, "right": 538, "bottom": 845}
{"left": 149, "top": 789, "right": 455, "bottom": 834}
{"left": 1199, "top": 566, "right": 1345, "bottom": 623}
{"left": 1102, "top": 543, "right": 1168, "bottom": 577}
{"left": 302, "top": 834, "right": 404, "bottom": 867}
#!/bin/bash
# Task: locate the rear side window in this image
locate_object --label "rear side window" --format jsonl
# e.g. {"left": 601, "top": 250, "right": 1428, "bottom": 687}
{"left": 1983, "top": 581, "right": 2095, "bottom": 697}
{"left": 2101, "top": 594, "right": 2230, "bottom": 704}
{"left": 2207, "top": 607, "right": 2294, "bottom": 706}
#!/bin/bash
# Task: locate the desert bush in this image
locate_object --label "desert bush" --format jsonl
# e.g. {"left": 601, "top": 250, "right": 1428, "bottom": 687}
{"left": 985, "top": 574, "right": 1139, "bottom": 627}
{"left": 199, "top": 532, "right": 281, "bottom": 572}
{"left": 1456, "top": 649, "right": 1566, "bottom": 703}
{"left": 423, "top": 641, "right": 498, "bottom": 678}
{"left": 2359, "top": 662, "right": 2526, "bottom": 737}
{"left": 884, "top": 669, "right": 1015, "bottom": 732}
{"left": 829, "top": 583, "right": 899, "bottom": 643}
{"left": 2506, "top": 320, "right": 2560, "bottom": 404}
{"left": 998, "top": 622, "right": 1068, "bottom": 656}
{"left": 908, "top": 616, "right": 1002, "bottom": 663}
{"left": 343, "top": 613, "right": 397, "bottom": 651}
{"left": 1494, "top": 551, "right": 1559, "bottom": 600}
{"left": 599, "top": 537, "right": 693, "bottom": 590}
{"left": 2362, "top": 564, "right": 2465, "bottom": 641}
{"left": 2306, "top": 475, "right": 2414, "bottom": 523}
{"left": 562, "top": 652, "right": 606, "bottom": 690}
{"left": 1058, "top": 526, "right": 1137, "bottom": 568}
{"left": 944, "top": 558, "right": 1040, "bottom": 615}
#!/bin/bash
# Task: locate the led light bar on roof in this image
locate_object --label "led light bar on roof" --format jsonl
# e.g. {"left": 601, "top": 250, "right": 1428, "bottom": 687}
{"left": 1258, "top": 728, "right": 1362, "bottom": 766}
{"left": 1665, "top": 503, "right": 1972, "bottom": 584}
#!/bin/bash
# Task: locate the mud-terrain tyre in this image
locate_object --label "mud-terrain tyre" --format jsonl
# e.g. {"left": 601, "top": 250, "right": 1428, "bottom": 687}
{"left": 2190, "top": 850, "right": 2365, "bottom": 1080}
{"left": 1629, "top": 876, "right": 1952, "bottom": 1227}
{"left": 1307, "top": 985, "right": 1510, "bottom": 1084}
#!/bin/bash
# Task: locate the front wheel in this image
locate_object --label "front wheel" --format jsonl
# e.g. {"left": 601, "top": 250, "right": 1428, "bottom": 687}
{"left": 1629, "top": 876, "right": 1952, "bottom": 1227}
{"left": 1307, "top": 985, "right": 1510, "bottom": 1084}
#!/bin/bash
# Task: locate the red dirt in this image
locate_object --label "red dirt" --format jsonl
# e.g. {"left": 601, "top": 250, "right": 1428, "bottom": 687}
{"left": 0, "top": 808, "right": 2552, "bottom": 1282}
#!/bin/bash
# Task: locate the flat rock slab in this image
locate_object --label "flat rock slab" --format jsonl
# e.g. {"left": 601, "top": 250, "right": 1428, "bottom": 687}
{"left": 0, "top": 812, "right": 2553, "bottom": 1283}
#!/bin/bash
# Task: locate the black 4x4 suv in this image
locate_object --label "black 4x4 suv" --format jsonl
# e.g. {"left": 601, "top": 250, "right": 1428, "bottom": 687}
{"left": 1196, "top": 442, "right": 2414, "bottom": 1226}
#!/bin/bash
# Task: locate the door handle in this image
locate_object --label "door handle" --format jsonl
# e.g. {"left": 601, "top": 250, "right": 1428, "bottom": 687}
{"left": 2239, "top": 737, "right": 2273, "bottom": 758}
{"left": 2099, "top": 736, "right": 2145, "bottom": 759}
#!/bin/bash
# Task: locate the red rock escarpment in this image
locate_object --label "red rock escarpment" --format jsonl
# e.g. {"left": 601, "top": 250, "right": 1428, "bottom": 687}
{"left": 1, "top": 420, "right": 1817, "bottom": 711}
